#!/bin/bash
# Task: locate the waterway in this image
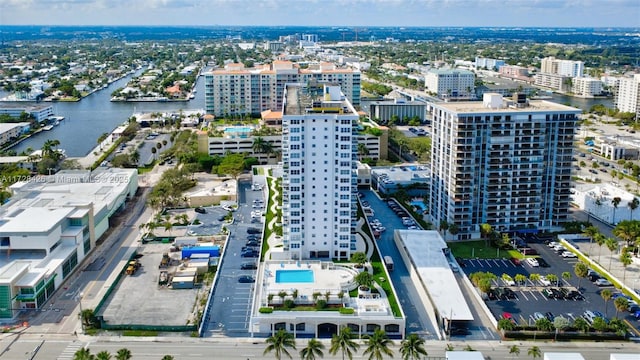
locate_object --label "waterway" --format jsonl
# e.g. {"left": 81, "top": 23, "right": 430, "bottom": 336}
{"left": 548, "top": 93, "right": 614, "bottom": 110}
{"left": 5, "top": 70, "right": 206, "bottom": 157}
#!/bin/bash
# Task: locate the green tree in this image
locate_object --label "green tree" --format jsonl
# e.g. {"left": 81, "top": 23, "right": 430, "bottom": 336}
{"left": 628, "top": 198, "right": 639, "bottom": 220}
{"left": 363, "top": 329, "right": 394, "bottom": 360}
{"left": 399, "top": 333, "right": 427, "bottom": 360}
{"left": 96, "top": 351, "right": 112, "bottom": 360}
{"left": 350, "top": 252, "right": 368, "bottom": 267}
{"left": 478, "top": 278, "right": 492, "bottom": 294}
{"left": 74, "top": 348, "right": 95, "bottom": 360}
{"left": 612, "top": 197, "right": 622, "bottom": 224}
{"left": 300, "top": 338, "right": 325, "bottom": 360}
{"left": 264, "top": 329, "right": 296, "bottom": 360}
{"left": 330, "top": 327, "right": 360, "bottom": 360}
{"left": 509, "top": 345, "right": 520, "bottom": 358}
{"left": 582, "top": 225, "right": 600, "bottom": 245}
{"left": 514, "top": 274, "right": 527, "bottom": 287}
{"left": 605, "top": 237, "right": 618, "bottom": 270}
{"left": 535, "top": 318, "right": 553, "bottom": 331}
{"left": 527, "top": 346, "right": 541, "bottom": 360}
{"left": 115, "top": 349, "right": 132, "bottom": 360}
{"left": 601, "top": 289, "right": 613, "bottom": 317}
{"left": 561, "top": 271, "right": 571, "bottom": 285}
{"left": 355, "top": 271, "right": 374, "bottom": 289}
{"left": 497, "top": 318, "right": 515, "bottom": 331}
{"left": 217, "top": 153, "right": 245, "bottom": 178}
{"left": 594, "top": 234, "right": 606, "bottom": 263}
{"left": 592, "top": 317, "right": 609, "bottom": 332}
{"left": 574, "top": 262, "right": 589, "bottom": 290}
{"left": 573, "top": 317, "right": 590, "bottom": 333}
{"left": 614, "top": 297, "right": 629, "bottom": 318}
{"left": 620, "top": 251, "right": 633, "bottom": 282}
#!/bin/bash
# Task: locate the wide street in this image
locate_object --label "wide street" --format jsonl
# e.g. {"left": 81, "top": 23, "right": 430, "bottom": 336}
{"left": 0, "top": 334, "right": 637, "bottom": 360}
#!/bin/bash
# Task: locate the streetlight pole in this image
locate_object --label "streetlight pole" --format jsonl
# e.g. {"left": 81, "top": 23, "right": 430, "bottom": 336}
{"left": 77, "top": 292, "right": 84, "bottom": 333}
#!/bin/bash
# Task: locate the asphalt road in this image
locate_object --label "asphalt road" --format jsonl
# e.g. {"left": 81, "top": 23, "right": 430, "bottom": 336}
{"left": 2, "top": 336, "right": 635, "bottom": 360}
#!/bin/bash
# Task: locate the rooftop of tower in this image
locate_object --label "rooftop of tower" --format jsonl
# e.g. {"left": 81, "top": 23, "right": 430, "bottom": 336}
{"left": 434, "top": 94, "right": 581, "bottom": 114}
{"left": 283, "top": 82, "right": 358, "bottom": 117}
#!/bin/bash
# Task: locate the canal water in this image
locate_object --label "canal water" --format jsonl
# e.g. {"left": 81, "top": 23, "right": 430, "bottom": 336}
{"left": 7, "top": 71, "right": 206, "bottom": 157}
{"left": 4, "top": 77, "right": 612, "bottom": 157}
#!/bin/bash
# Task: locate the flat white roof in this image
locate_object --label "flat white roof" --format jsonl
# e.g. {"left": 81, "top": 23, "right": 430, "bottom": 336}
{"left": 446, "top": 351, "right": 485, "bottom": 360}
{"left": 0, "top": 207, "right": 75, "bottom": 233}
{"left": 544, "top": 353, "right": 585, "bottom": 360}
{"left": 15, "top": 268, "right": 47, "bottom": 287}
{"left": 395, "top": 230, "right": 474, "bottom": 321}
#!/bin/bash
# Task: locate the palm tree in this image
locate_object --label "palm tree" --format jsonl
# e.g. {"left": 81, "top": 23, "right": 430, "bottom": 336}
{"left": 263, "top": 329, "right": 296, "bottom": 360}
{"left": 130, "top": 150, "right": 140, "bottom": 165}
{"left": 561, "top": 271, "right": 571, "bottom": 285}
{"left": 363, "top": 329, "right": 394, "bottom": 360}
{"left": 357, "top": 143, "right": 370, "bottom": 161}
{"left": 300, "top": 338, "right": 325, "bottom": 360}
{"left": 629, "top": 198, "right": 639, "bottom": 220}
{"left": 96, "top": 351, "right": 112, "bottom": 360}
{"left": 614, "top": 297, "right": 629, "bottom": 318}
{"left": 115, "top": 348, "right": 132, "bottom": 360}
{"left": 601, "top": 289, "right": 612, "bottom": 317}
{"left": 582, "top": 225, "right": 600, "bottom": 245}
{"left": 399, "top": 333, "right": 427, "bottom": 360}
{"left": 509, "top": 345, "right": 520, "bottom": 358}
{"left": 620, "top": 251, "right": 633, "bottom": 282}
{"left": 74, "top": 348, "right": 95, "bottom": 360}
{"left": 594, "top": 233, "right": 606, "bottom": 263}
{"left": 330, "top": 327, "right": 360, "bottom": 360}
{"left": 613, "top": 220, "right": 639, "bottom": 247}
{"left": 439, "top": 220, "right": 449, "bottom": 240}
{"left": 612, "top": 197, "right": 622, "bottom": 224}
{"left": 605, "top": 237, "right": 618, "bottom": 270}
{"left": 527, "top": 346, "right": 541, "bottom": 360}
{"left": 574, "top": 262, "right": 589, "bottom": 290}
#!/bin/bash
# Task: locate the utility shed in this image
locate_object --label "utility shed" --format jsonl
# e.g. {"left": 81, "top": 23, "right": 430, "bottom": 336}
{"left": 446, "top": 351, "right": 485, "bottom": 360}
{"left": 544, "top": 353, "right": 585, "bottom": 360}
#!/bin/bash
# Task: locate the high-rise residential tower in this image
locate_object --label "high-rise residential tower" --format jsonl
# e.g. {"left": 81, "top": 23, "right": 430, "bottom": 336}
{"left": 203, "top": 61, "right": 360, "bottom": 117}
{"left": 280, "top": 83, "right": 359, "bottom": 260}
{"left": 429, "top": 94, "right": 581, "bottom": 240}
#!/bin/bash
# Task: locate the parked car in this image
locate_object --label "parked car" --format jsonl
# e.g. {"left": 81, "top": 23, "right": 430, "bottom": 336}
{"left": 533, "top": 312, "right": 545, "bottom": 321}
{"left": 539, "top": 276, "right": 551, "bottom": 286}
{"left": 194, "top": 207, "right": 206, "bottom": 214}
{"left": 566, "top": 290, "right": 585, "bottom": 301}
{"left": 536, "top": 257, "right": 550, "bottom": 268}
{"left": 561, "top": 251, "right": 577, "bottom": 258}
{"left": 525, "top": 258, "right": 539, "bottom": 267}
{"left": 240, "top": 262, "right": 257, "bottom": 270}
{"left": 241, "top": 249, "right": 259, "bottom": 258}
{"left": 510, "top": 257, "right": 522, "bottom": 266}
{"left": 247, "top": 227, "right": 261, "bottom": 234}
{"left": 246, "top": 240, "right": 260, "bottom": 247}
{"left": 238, "top": 275, "right": 255, "bottom": 283}
{"left": 594, "top": 278, "right": 613, "bottom": 286}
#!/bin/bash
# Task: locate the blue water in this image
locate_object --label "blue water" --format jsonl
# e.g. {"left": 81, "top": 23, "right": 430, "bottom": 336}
{"left": 225, "top": 127, "right": 252, "bottom": 133}
{"left": 410, "top": 200, "right": 427, "bottom": 211}
{"left": 275, "top": 269, "right": 315, "bottom": 283}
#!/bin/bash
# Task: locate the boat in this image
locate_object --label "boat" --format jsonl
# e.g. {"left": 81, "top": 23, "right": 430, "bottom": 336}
{"left": 42, "top": 125, "right": 54, "bottom": 131}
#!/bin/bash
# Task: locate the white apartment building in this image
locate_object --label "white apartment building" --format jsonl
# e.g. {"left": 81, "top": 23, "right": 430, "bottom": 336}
{"left": 425, "top": 69, "right": 475, "bottom": 99}
{"left": 615, "top": 74, "right": 640, "bottom": 114}
{"left": 571, "top": 77, "right": 604, "bottom": 98}
{"left": 281, "top": 84, "right": 359, "bottom": 260}
{"left": 429, "top": 94, "right": 580, "bottom": 240}
{"left": 0, "top": 169, "right": 138, "bottom": 319}
{"left": 0, "top": 104, "right": 54, "bottom": 123}
{"left": 0, "top": 123, "right": 30, "bottom": 146}
{"left": 540, "top": 57, "right": 584, "bottom": 77}
{"left": 475, "top": 57, "right": 505, "bottom": 70}
{"left": 534, "top": 73, "right": 571, "bottom": 92}
{"left": 203, "top": 61, "right": 360, "bottom": 117}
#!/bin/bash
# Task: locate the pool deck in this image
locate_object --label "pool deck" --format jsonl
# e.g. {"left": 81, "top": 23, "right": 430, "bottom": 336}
{"left": 261, "top": 261, "right": 357, "bottom": 300}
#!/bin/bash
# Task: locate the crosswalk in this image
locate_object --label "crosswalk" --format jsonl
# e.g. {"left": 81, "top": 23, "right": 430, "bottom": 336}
{"left": 57, "top": 341, "right": 86, "bottom": 360}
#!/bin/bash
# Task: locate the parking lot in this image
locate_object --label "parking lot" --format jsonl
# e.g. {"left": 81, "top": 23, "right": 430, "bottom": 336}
{"left": 462, "top": 240, "right": 640, "bottom": 334}
{"left": 185, "top": 206, "right": 230, "bottom": 236}
{"left": 203, "top": 180, "right": 264, "bottom": 337}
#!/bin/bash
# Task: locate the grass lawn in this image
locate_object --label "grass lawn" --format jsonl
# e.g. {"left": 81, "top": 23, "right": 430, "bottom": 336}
{"left": 447, "top": 240, "right": 522, "bottom": 259}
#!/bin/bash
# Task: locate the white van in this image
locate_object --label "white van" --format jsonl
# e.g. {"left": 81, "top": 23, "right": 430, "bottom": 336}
{"left": 525, "top": 258, "right": 539, "bottom": 267}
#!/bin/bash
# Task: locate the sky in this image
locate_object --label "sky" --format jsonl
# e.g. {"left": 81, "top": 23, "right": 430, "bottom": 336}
{"left": 0, "top": 0, "right": 638, "bottom": 28}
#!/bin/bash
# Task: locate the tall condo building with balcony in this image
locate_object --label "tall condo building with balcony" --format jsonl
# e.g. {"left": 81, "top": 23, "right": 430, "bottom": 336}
{"left": 428, "top": 94, "right": 580, "bottom": 240}
{"left": 424, "top": 69, "right": 475, "bottom": 100}
{"left": 615, "top": 74, "right": 640, "bottom": 114}
{"left": 281, "top": 84, "right": 359, "bottom": 260}
{"left": 540, "top": 57, "right": 584, "bottom": 77}
{"left": 203, "top": 61, "right": 360, "bottom": 117}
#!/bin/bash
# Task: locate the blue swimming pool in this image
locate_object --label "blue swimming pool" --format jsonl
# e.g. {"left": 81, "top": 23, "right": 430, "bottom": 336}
{"left": 410, "top": 200, "right": 427, "bottom": 211}
{"left": 275, "top": 269, "right": 315, "bottom": 283}
{"left": 225, "top": 126, "right": 252, "bottom": 133}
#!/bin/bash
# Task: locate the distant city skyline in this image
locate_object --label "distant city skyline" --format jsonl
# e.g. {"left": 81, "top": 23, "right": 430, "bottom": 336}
{"left": 0, "top": 0, "right": 638, "bottom": 28}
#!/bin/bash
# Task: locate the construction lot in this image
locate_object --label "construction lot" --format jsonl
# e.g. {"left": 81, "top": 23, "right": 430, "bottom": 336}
{"left": 97, "top": 243, "right": 207, "bottom": 327}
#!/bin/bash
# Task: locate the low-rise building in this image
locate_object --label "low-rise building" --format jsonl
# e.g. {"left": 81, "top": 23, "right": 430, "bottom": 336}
{"left": 572, "top": 77, "right": 604, "bottom": 98}
{"left": 534, "top": 73, "right": 572, "bottom": 92}
{"left": 0, "top": 168, "right": 138, "bottom": 319}
{"left": 425, "top": 69, "right": 475, "bottom": 100}
{"left": 0, "top": 122, "right": 30, "bottom": 146}
{"left": 0, "top": 104, "right": 54, "bottom": 123}
{"left": 368, "top": 98, "right": 427, "bottom": 123}
{"left": 371, "top": 165, "right": 430, "bottom": 196}
{"left": 571, "top": 183, "right": 639, "bottom": 225}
